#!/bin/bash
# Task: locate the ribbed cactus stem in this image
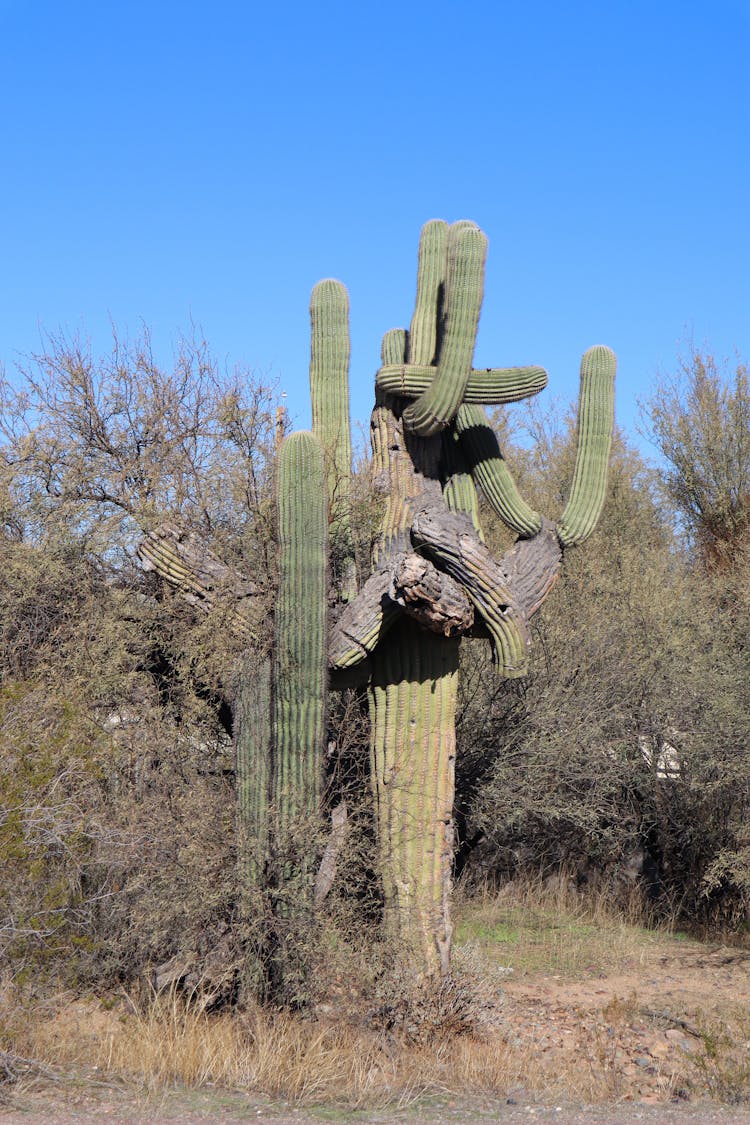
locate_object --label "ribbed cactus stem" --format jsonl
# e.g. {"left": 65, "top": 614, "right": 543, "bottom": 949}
{"left": 403, "top": 223, "right": 487, "bottom": 436}
{"left": 441, "top": 425, "right": 483, "bottom": 536}
{"left": 557, "top": 346, "right": 617, "bottom": 547}
{"left": 310, "top": 279, "right": 355, "bottom": 599}
{"left": 235, "top": 655, "right": 272, "bottom": 885}
{"left": 455, "top": 403, "right": 543, "bottom": 538}
{"left": 406, "top": 220, "right": 448, "bottom": 365}
{"left": 273, "top": 431, "right": 328, "bottom": 834}
{"left": 376, "top": 363, "right": 548, "bottom": 404}
{"left": 369, "top": 619, "right": 458, "bottom": 978}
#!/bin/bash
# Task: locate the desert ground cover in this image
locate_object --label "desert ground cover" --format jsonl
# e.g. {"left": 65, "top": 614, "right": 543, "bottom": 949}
{"left": 4, "top": 882, "right": 750, "bottom": 1123}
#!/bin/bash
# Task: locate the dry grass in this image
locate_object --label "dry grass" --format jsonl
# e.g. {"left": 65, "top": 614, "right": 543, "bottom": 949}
{"left": 454, "top": 872, "right": 670, "bottom": 978}
{"left": 1, "top": 879, "right": 745, "bottom": 1110}
{"left": 4, "top": 990, "right": 553, "bottom": 1110}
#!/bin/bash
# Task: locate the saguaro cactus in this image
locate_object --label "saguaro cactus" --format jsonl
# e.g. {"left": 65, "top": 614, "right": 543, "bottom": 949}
{"left": 272, "top": 430, "right": 328, "bottom": 864}
{"left": 329, "top": 219, "right": 616, "bottom": 978}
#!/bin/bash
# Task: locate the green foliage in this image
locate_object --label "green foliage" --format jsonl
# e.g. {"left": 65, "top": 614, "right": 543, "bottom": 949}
{"left": 456, "top": 427, "right": 683, "bottom": 889}
{"left": 645, "top": 349, "right": 750, "bottom": 561}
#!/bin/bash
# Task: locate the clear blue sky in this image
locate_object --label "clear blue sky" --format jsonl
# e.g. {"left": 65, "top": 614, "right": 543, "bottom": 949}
{"left": 1, "top": 1, "right": 748, "bottom": 450}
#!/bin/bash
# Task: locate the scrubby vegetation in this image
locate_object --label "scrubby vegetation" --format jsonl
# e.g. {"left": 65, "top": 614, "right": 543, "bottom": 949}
{"left": 2, "top": 243, "right": 750, "bottom": 1111}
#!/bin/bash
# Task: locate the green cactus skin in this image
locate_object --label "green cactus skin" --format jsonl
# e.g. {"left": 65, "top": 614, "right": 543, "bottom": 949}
{"left": 369, "top": 619, "right": 458, "bottom": 978}
{"left": 441, "top": 425, "right": 483, "bottom": 537}
{"left": 455, "top": 403, "right": 543, "bottom": 538}
{"left": 405, "top": 219, "right": 448, "bottom": 366}
{"left": 376, "top": 363, "right": 548, "bottom": 404}
{"left": 273, "top": 431, "right": 328, "bottom": 834}
{"left": 235, "top": 654, "right": 272, "bottom": 882}
{"left": 310, "top": 279, "right": 356, "bottom": 600}
{"left": 335, "top": 222, "right": 613, "bottom": 985}
{"left": 402, "top": 223, "right": 487, "bottom": 437}
{"left": 557, "top": 345, "right": 617, "bottom": 547}
{"left": 366, "top": 230, "right": 467, "bottom": 978}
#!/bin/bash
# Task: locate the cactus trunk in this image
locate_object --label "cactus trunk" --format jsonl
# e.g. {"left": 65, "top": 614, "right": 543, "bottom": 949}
{"left": 369, "top": 620, "right": 458, "bottom": 978}
{"left": 270, "top": 430, "right": 328, "bottom": 1001}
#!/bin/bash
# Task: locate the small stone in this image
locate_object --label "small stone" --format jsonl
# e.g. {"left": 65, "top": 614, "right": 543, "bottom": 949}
{"left": 665, "top": 1028, "right": 697, "bottom": 1052}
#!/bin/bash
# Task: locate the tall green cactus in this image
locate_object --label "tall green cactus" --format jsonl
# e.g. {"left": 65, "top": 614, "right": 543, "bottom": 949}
{"left": 310, "top": 280, "right": 356, "bottom": 599}
{"left": 266, "top": 429, "right": 329, "bottom": 1000}
{"left": 272, "top": 430, "right": 328, "bottom": 836}
{"left": 326, "top": 219, "right": 616, "bottom": 979}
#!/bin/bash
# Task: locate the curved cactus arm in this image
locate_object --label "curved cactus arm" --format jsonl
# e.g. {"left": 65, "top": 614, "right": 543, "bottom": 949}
{"left": 137, "top": 523, "right": 263, "bottom": 640}
{"left": 273, "top": 431, "right": 328, "bottom": 829}
{"left": 557, "top": 345, "right": 617, "bottom": 547}
{"left": 441, "top": 424, "right": 483, "bottom": 537}
{"left": 405, "top": 219, "right": 448, "bottom": 366}
{"left": 403, "top": 223, "right": 487, "bottom": 437}
{"left": 377, "top": 363, "right": 548, "bottom": 404}
{"left": 455, "top": 403, "right": 543, "bottom": 538}
{"left": 329, "top": 569, "right": 400, "bottom": 669}
{"left": 329, "top": 551, "right": 475, "bottom": 669}
{"left": 500, "top": 518, "right": 563, "bottom": 619}
{"left": 411, "top": 504, "right": 531, "bottom": 676}
{"left": 310, "top": 279, "right": 356, "bottom": 599}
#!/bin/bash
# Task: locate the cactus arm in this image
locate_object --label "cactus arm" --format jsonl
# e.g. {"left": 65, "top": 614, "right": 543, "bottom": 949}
{"left": 405, "top": 219, "right": 448, "bottom": 366}
{"left": 329, "top": 551, "right": 475, "bottom": 669}
{"left": 557, "top": 345, "right": 617, "bottom": 547}
{"left": 377, "top": 364, "right": 548, "bottom": 404}
{"left": 138, "top": 523, "right": 263, "bottom": 640}
{"left": 499, "top": 518, "right": 563, "bottom": 618}
{"left": 309, "top": 279, "right": 356, "bottom": 599}
{"left": 441, "top": 424, "right": 483, "bottom": 536}
{"left": 454, "top": 403, "right": 543, "bottom": 538}
{"left": 328, "top": 569, "right": 400, "bottom": 668}
{"left": 402, "top": 224, "right": 487, "bottom": 437}
{"left": 410, "top": 504, "right": 531, "bottom": 676}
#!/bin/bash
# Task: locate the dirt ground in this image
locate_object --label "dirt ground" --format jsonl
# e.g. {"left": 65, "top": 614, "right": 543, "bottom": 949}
{"left": 4, "top": 933, "right": 750, "bottom": 1123}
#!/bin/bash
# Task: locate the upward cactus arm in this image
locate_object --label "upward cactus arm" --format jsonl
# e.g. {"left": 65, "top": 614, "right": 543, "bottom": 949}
{"left": 557, "top": 346, "right": 617, "bottom": 547}
{"left": 406, "top": 219, "right": 448, "bottom": 366}
{"left": 310, "top": 279, "right": 352, "bottom": 491}
{"left": 403, "top": 224, "right": 487, "bottom": 437}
